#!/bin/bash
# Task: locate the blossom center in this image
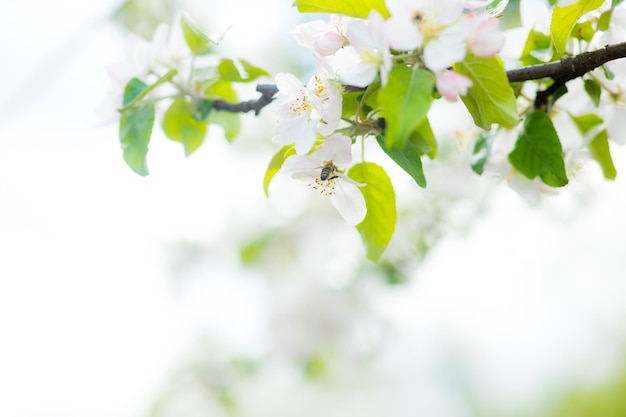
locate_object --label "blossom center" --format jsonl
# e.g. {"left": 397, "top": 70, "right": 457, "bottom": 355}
{"left": 308, "top": 161, "right": 339, "bottom": 196}
{"left": 288, "top": 89, "right": 312, "bottom": 114}
{"left": 309, "top": 74, "right": 327, "bottom": 99}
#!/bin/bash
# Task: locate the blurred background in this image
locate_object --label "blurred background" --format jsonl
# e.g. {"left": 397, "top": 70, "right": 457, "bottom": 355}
{"left": 2, "top": 1, "right": 626, "bottom": 416}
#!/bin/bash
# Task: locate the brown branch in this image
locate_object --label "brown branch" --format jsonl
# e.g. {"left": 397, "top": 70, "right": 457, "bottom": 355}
{"left": 211, "top": 42, "right": 626, "bottom": 115}
{"left": 212, "top": 84, "right": 278, "bottom": 115}
{"left": 506, "top": 41, "right": 626, "bottom": 83}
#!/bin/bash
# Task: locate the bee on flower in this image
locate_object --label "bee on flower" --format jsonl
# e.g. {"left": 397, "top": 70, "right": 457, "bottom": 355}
{"left": 282, "top": 134, "right": 366, "bottom": 226}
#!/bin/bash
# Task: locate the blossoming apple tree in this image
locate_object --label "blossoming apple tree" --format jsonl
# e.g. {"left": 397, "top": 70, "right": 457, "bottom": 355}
{"left": 108, "top": 0, "right": 626, "bottom": 262}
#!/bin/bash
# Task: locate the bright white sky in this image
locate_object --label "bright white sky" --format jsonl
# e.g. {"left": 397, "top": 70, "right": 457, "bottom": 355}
{"left": 2, "top": 1, "right": 626, "bottom": 417}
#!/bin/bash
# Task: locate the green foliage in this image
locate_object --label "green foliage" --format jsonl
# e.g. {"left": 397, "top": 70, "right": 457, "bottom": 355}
{"left": 218, "top": 58, "right": 269, "bottom": 82}
{"left": 181, "top": 15, "right": 213, "bottom": 55}
{"left": 348, "top": 162, "right": 396, "bottom": 263}
{"left": 263, "top": 145, "right": 297, "bottom": 197}
{"left": 570, "top": 113, "right": 616, "bottom": 180}
{"left": 207, "top": 111, "right": 241, "bottom": 142}
{"left": 572, "top": 20, "right": 595, "bottom": 42}
{"left": 550, "top": 0, "right": 605, "bottom": 54}
{"left": 454, "top": 55, "right": 519, "bottom": 130}
{"left": 583, "top": 79, "right": 602, "bottom": 107}
{"left": 598, "top": 8, "right": 613, "bottom": 31}
{"left": 589, "top": 130, "right": 617, "bottom": 180}
{"left": 470, "top": 130, "right": 495, "bottom": 175}
{"left": 123, "top": 78, "right": 149, "bottom": 106}
{"left": 119, "top": 70, "right": 177, "bottom": 111}
{"left": 375, "top": 117, "right": 435, "bottom": 188}
{"left": 508, "top": 111, "right": 568, "bottom": 187}
{"left": 119, "top": 101, "right": 155, "bottom": 176}
{"left": 162, "top": 98, "right": 209, "bottom": 156}
{"left": 378, "top": 66, "right": 435, "bottom": 148}
{"left": 293, "top": 0, "right": 389, "bottom": 18}
{"left": 205, "top": 79, "right": 238, "bottom": 102}
{"left": 520, "top": 29, "right": 554, "bottom": 66}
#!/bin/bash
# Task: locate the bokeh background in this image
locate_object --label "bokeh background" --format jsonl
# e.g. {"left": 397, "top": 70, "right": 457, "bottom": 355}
{"left": 2, "top": 1, "right": 626, "bottom": 416}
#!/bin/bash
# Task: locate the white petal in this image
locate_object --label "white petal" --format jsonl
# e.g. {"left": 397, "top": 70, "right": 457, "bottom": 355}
{"left": 282, "top": 155, "right": 320, "bottom": 172}
{"left": 275, "top": 72, "right": 305, "bottom": 97}
{"left": 322, "top": 134, "right": 353, "bottom": 164}
{"left": 292, "top": 20, "right": 328, "bottom": 48}
{"left": 347, "top": 19, "right": 372, "bottom": 52}
{"left": 384, "top": 16, "right": 422, "bottom": 51}
{"left": 330, "top": 180, "right": 367, "bottom": 226}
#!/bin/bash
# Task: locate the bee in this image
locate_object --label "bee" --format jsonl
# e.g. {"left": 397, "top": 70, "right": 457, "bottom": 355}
{"left": 320, "top": 161, "right": 339, "bottom": 181}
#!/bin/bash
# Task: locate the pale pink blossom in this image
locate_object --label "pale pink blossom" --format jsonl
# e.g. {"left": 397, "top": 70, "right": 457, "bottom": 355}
{"left": 436, "top": 70, "right": 473, "bottom": 101}
{"left": 466, "top": 15, "right": 505, "bottom": 57}
{"left": 293, "top": 16, "right": 349, "bottom": 56}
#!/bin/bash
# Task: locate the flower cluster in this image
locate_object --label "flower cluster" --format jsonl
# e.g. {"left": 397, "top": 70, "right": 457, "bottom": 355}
{"left": 274, "top": 0, "right": 505, "bottom": 224}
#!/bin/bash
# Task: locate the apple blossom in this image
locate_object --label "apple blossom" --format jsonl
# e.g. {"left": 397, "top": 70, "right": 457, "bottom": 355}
{"left": 282, "top": 134, "right": 366, "bottom": 226}
{"left": 332, "top": 10, "right": 392, "bottom": 87}
{"left": 465, "top": 15, "right": 505, "bottom": 57}
{"left": 384, "top": 0, "right": 466, "bottom": 52}
{"left": 273, "top": 73, "right": 342, "bottom": 155}
{"left": 436, "top": 70, "right": 472, "bottom": 101}
{"left": 292, "top": 16, "right": 349, "bottom": 56}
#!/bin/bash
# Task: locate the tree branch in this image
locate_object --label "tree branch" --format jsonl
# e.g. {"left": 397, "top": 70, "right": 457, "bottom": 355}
{"left": 212, "top": 84, "right": 278, "bottom": 115}
{"left": 211, "top": 42, "right": 626, "bottom": 115}
{"left": 506, "top": 41, "right": 626, "bottom": 83}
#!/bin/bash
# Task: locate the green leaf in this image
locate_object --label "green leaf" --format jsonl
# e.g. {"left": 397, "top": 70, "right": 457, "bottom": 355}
{"left": 119, "top": 101, "right": 155, "bottom": 176}
{"left": 470, "top": 130, "right": 495, "bottom": 175}
{"left": 413, "top": 116, "right": 437, "bottom": 159}
{"left": 263, "top": 145, "right": 296, "bottom": 197}
{"left": 520, "top": 29, "right": 553, "bottom": 66}
{"left": 378, "top": 66, "right": 434, "bottom": 148}
{"left": 119, "top": 70, "right": 177, "bottom": 111}
{"left": 375, "top": 117, "right": 436, "bottom": 188}
{"left": 217, "top": 58, "right": 268, "bottom": 82}
{"left": 570, "top": 112, "right": 603, "bottom": 134}
{"left": 375, "top": 134, "right": 427, "bottom": 188}
{"left": 195, "top": 99, "right": 213, "bottom": 121}
{"left": 550, "top": 0, "right": 605, "bottom": 54}
{"left": 207, "top": 110, "right": 241, "bottom": 141}
{"left": 205, "top": 79, "right": 238, "bottom": 102}
{"left": 572, "top": 20, "right": 595, "bottom": 42}
{"left": 181, "top": 15, "right": 212, "bottom": 55}
{"left": 162, "top": 98, "right": 208, "bottom": 156}
{"left": 348, "top": 162, "right": 396, "bottom": 263}
{"left": 569, "top": 113, "right": 615, "bottom": 179}
{"left": 598, "top": 9, "right": 612, "bottom": 31}
{"left": 589, "top": 130, "right": 617, "bottom": 180}
{"left": 239, "top": 59, "right": 270, "bottom": 81}
{"left": 454, "top": 55, "right": 519, "bottom": 130}
{"left": 123, "top": 78, "right": 148, "bottom": 106}
{"left": 583, "top": 79, "right": 602, "bottom": 107}
{"left": 293, "top": 0, "right": 389, "bottom": 18}
{"left": 508, "top": 111, "right": 568, "bottom": 187}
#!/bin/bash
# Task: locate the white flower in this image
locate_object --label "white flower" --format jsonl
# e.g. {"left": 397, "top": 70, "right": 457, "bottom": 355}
{"left": 273, "top": 73, "right": 342, "bottom": 154}
{"left": 292, "top": 16, "right": 349, "bottom": 56}
{"left": 282, "top": 134, "right": 366, "bottom": 226}
{"left": 436, "top": 70, "right": 472, "bottom": 101}
{"left": 465, "top": 14, "right": 505, "bottom": 57}
{"left": 385, "top": 0, "right": 466, "bottom": 49}
{"left": 333, "top": 10, "right": 392, "bottom": 87}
